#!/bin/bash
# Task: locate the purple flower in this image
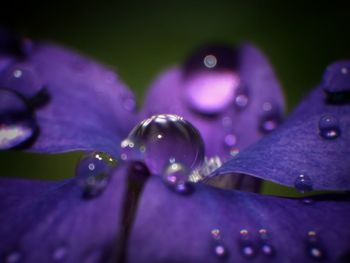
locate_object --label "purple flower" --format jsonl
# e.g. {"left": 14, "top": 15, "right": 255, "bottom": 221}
{"left": 0, "top": 29, "right": 350, "bottom": 263}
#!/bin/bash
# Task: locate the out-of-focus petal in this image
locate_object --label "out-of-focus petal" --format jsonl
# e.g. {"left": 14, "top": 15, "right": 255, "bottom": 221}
{"left": 212, "top": 61, "right": 350, "bottom": 191}
{"left": 0, "top": 38, "right": 137, "bottom": 156}
{"left": 128, "top": 175, "right": 350, "bottom": 262}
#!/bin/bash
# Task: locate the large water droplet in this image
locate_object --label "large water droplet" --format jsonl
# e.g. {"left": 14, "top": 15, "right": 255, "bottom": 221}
{"left": 120, "top": 114, "right": 204, "bottom": 175}
{"left": 318, "top": 114, "right": 340, "bottom": 139}
{"left": 0, "top": 89, "right": 37, "bottom": 150}
{"left": 76, "top": 152, "right": 117, "bottom": 198}
{"left": 294, "top": 174, "right": 313, "bottom": 193}
{"left": 183, "top": 45, "right": 240, "bottom": 114}
{"left": 5, "top": 250, "right": 22, "bottom": 263}
{"left": 162, "top": 162, "right": 193, "bottom": 194}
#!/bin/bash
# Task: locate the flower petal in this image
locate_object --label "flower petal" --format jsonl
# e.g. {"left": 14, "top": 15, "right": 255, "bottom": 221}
{"left": 142, "top": 43, "right": 285, "bottom": 161}
{"left": 128, "top": 176, "right": 350, "bottom": 262}
{"left": 0, "top": 37, "right": 137, "bottom": 156}
{"left": 212, "top": 61, "right": 350, "bottom": 191}
{"left": 0, "top": 164, "right": 132, "bottom": 263}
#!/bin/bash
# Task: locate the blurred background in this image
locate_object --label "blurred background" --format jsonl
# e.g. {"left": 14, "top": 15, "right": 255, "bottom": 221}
{"left": 0, "top": 0, "right": 349, "bottom": 196}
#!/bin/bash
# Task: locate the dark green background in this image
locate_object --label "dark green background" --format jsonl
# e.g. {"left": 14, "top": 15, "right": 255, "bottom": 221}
{"left": 0, "top": 0, "right": 349, "bottom": 196}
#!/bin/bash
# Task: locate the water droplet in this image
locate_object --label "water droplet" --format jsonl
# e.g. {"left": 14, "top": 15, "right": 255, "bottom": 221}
{"left": 162, "top": 162, "right": 193, "bottom": 194}
{"left": 52, "top": 246, "right": 67, "bottom": 261}
{"left": 259, "top": 105, "right": 283, "bottom": 134}
{"left": 224, "top": 134, "right": 237, "bottom": 147}
{"left": 262, "top": 102, "right": 273, "bottom": 112}
{"left": 211, "top": 228, "right": 221, "bottom": 240}
{"left": 120, "top": 114, "right": 204, "bottom": 175}
{"left": 318, "top": 114, "right": 340, "bottom": 139}
{"left": 234, "top": 85, "right": 249, "bottom": 109}
{"left": 294, "top": 174, "right": 313, "bottom": 193}
{"left": 241, "top": 245, "right": 256, "bottom": 258}
{"left": 230, "top": 148, "right": 240, "bottom": 157}
{"left": 1, "top": 64, "right": 42, "bottom": 97}
{"left": 261, "top": 244, "right": 274, "bottom": 256}
{"left": 239, "top": 229, "right": 256, "bottom": 258}
{"left": 5, "top": 250, "right": 22, "bottom": 263}
{"left": 76, "top": 152, "right": 117, "bottom": 198}
{"left": 214, "top": 244, "right": 227, "bottom": 258}
{"left": 258, "top": 228, "right": 268, "bottom": 239}
{"left": 203, "top": 54, "right": 217, "bottom": 68}
{"left": 306, "top": 230, "right": 326, "bottom": 260}
{"left": 341, "top": 67, "right": 348, "bottom": 74}
{"left": 0, "top": 89, "right": 37, "bottom": 150}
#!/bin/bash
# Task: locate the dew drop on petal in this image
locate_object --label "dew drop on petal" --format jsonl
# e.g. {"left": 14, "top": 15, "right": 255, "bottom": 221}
{"left": 302, "top": 197, "right": 314, "bottom": 205}
{"left": 318, "top": 114, "right": 340, "bottom": 140}
{"left": 258, "top": 104, "right": 283, "bottom": 134}
{"left": 0, "top": 89, "right": 37, "bottom": 150}
{"left": 120, "top": 114, "right": 204, "bottom": 175}
{"left": 309, "top": 247, "right": 324, "bottom": 259}
{"left": 76, "top": 152, "right": 117, "bottom": 198}
{"left": 294, "top": 174, "right": 313, "bottom": 193}
{"left": 211, "top": 228, "right": 221, "bottom": 240}
{"left": 241, "top": 245, "right": 256, "bottom": 258}
{"left": 162, "top": 162, "right": 193, "bottom": 194}
{"left": 261, "top": 244, "right": 275, "bottom": 256}
{"left": 203, "top": 54, "right": 217, "bottom": 68}
{"left": 5, "top": 250, "right": 22, "bottom": 263}
{"left": 234, "top": 85, "right": 249, "bottom": 110}
{"left": 224, "top": 133, "right": 237, "bottom": 148}
{"left": 214, "top": 244, "right": 227, "bottom": 258}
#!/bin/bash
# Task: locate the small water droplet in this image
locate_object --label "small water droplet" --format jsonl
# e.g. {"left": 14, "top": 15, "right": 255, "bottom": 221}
{"left": 259, "top": 106, "right": 283, "bottom": 134}
{"left": 341, "top": 67, "right": 348, "bottom": 74}
{"left": 258, "top": 228, "right": 268, "bottom": 239}
{"left": 224, "top": 134, "right": 237, "bottom": 147}
{"left": 76, "top": 152, "right": 117, "bottom": 198}
{"left": 162, "top": 162, "right": 193, "bottom": 194}
{"left": 52, "top": 246, "right": 67, "bottom": 261}
{"left": 211, "top": 228, "right": 221, "bottom": 240}
{"left": 262, "top": 102, "right": 272, "bottom": 112}
{"left": 294, "top": 174, "right": 313, "bottom": 193}
{"left": 318, "top": 114, "right": 340, "bottom": 139}
{"left": 261, "top": 244, "right": 274, "bottom": 256}
{"left": 302, "top": 197, "right": 314, "bottom": 205}
{"left": 238, "top": 229, "right": 256, "bottom": 258}
{"left": 230, "top": 148, "right": 240, "bottom": 157}
{"left": 214, "top": 244, "right": 227, "bottom": 258}
{"left": 0, "top": 89, "right": 37, "bottom": 149}
{"left": 241, "top": 245, "right": 256, "bottom": 258}
{"left": 234, "top": 85, "right": 249, "bottom": 109}
{"left": 203, "top": 54, "right": 217, "bottom": 68}
{"left": 120, "top": 114, "right": 204, "bottom": 175}
{"left": 5, "top": 250, "right": 22, "bottom": 263}
{"left": 306, "top": 230, "right": 326, "bottom": 260}
{"left": 309, "top": 247, "right": 324, "bottom": 259}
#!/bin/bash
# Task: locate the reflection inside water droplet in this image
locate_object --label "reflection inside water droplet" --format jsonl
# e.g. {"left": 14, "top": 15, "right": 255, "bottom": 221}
{"left": 76, "top": 152, "right": 117, "bottom": 198}
{"left": 0, "top": 89, "right": 37, "bottom": 150}
{"left": 318, "top": 114, "right": 340, "bottom": 140}
{"left": 162, "top": 162, "right": 193, "bottom": 194}
{"left": 120, "top": 114, "right": 204, "bottom": 175}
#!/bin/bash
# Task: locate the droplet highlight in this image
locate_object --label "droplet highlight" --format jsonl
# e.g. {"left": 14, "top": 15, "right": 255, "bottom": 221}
{"left": 76, "top": 152, "right": 117, "bottom": 198}
{"left": 294, "top": 174, "right": 313, "bottom": 193}
{"left": 211, "top": 228, "right": 228, "bottom": 259}
{"left": 239, "top": 229, "right": 256, "bottom": 258}
{"left": 120, "top": 114, "right": 204, "bottom": 175}
{"left": 234, "top": 85, "right": 249, "bottom": 110}
{"left": 318, "top": 114, "right": 340, "bottom": 140}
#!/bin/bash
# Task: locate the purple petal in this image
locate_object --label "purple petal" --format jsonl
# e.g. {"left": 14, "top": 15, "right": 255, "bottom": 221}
{"left": 0, "top": 39, "right": 137, "bottom": 156}
{"left": 212, "top": 61, "right": 350, "bottom": 191}
{"left": 128, "top": 176, "right": 350, "bottom": 262}
{"left": 142, "top": 43, "right": 285, "bottom": 162}
{"left": 0, "top": 164, "right": 133, "bottom": 263}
